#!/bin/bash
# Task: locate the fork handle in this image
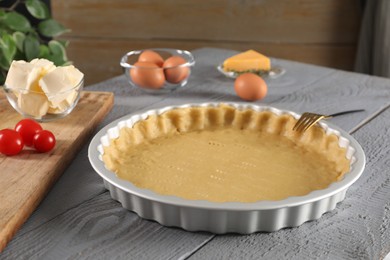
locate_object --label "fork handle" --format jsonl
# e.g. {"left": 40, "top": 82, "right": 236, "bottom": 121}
{"left": 329, "top": 109, "right": 365, "bottom": 117}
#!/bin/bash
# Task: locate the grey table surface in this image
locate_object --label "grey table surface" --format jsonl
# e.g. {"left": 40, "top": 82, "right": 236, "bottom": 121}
{"left": 2, "top": 48, "right": 390, "bottom": 260}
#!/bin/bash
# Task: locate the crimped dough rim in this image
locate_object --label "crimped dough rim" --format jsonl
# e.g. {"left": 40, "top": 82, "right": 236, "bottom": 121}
{"left": 102, "top": 104, "right": 350, "bottom": 203}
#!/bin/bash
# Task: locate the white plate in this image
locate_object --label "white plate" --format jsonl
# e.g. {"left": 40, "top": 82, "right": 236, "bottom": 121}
{"left": 88, "top": 103, "right": 365, "bottom": 234}
{"left": 217, "top": 64, "right": 286, "bottom": 79}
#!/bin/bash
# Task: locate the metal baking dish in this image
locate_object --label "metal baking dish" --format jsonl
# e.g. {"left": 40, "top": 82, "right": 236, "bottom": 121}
{"left": 88, "top": 103, "right": 365, "bottom": 234}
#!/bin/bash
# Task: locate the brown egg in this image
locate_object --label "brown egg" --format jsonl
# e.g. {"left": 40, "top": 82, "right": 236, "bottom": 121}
{"left": 163, "top": 56, "right": 189, "bottom": 84}
{"left": 234, "top": 73, "right": 267, "bottom": 101}
{"left": 138, "top": 50, "right": 164, "bottom": 67}
{"left": 130, "top": 61, "right": 165, "bottom": 89}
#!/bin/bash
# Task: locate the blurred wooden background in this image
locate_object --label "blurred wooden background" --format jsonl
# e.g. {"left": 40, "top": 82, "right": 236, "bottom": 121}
{"left": 52, "top": 0, "right": 362, "bottom": 85}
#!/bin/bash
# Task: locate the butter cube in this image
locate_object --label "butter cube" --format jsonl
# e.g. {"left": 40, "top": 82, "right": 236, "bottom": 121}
{"left": 5, "top": 60, "right": 42, "bottom": 92}
{"left": 39, "top": 66, "right": 83, "bottom": 108}
{"left": 48, "top": 90, "right": 78, "bottom": 114}
{"left": 64, "top": 65, "right": 84, "bottom": 86}
{"left": 17, "top": 92, "right": 49, "bottom": 119}
{"left": 47, "top": 104, "right": 67, "bottom": 114}
{"left": 30, "top": 58, "right": 56, "bottom": 75}
{"left": 5, "top": 59, "right": 83, "bottom": 119}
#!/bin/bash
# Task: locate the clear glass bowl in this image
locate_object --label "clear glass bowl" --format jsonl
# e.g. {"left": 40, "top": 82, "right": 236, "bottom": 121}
{"left": 3, "top": 77, "right": 84, "bottom": 122}
{"left": 120, "top": 48, "right": 195, "bottom": 93}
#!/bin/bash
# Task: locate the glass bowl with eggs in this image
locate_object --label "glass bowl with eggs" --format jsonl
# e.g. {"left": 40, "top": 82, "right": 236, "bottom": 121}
{"left": 3, "top": 59, "right": 84, "bottom": 122}
{"left": 120, "top": 48, "right": 195, "bottom": 93}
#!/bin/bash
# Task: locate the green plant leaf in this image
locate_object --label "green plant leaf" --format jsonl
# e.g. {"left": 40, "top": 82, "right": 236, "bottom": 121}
{"left": 57, "top": 39, "right": 69, "bottom": 48}
{"left": 48, "top": 40, "right": 68, "bottom": 65}
{"left": 24, "top": 35, "right": 40, "bottom": 61}
{"left": 0, "top": 10, "right": 6, "bottom": 20}
{"left": 0, "top": 71, "right": 5, "bottom": 86}
{"left": 62, "top": 61, "right": 73, "bottom": 66}
{"left": 13, "top": 49, "right": 26, "bottom": 61}
{"left": 39, "top": 44, "right": 50, "bottom": 58}
{"left": 3, "top": 12, "right": 31, "bottom": 32}
{"left": 26, "top": 0, "right": 50, "bottom": 19}
{"left": 12, "top": 31, "right": 25, "bottom": 52}
{"left": 38, "top": 19, "right": 69, "bottom": 37}
{"left": 0, "top": 55, "right": 10, "bottom": 70}
{"left": 0, "top": 33, "right": 17, "bottom": 68}
{"left": 49, "top": 40, "right": 66, "bottom": 55}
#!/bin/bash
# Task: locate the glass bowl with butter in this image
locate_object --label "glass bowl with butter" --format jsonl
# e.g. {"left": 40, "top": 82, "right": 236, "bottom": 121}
{"left": 3, "top": 59, "right": 84, "bottom": 122}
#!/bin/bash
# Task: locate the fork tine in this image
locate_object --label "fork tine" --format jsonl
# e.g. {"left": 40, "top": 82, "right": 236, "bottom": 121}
{"left": 293, "top": 113, "right": 324, "bottom": 132}
{"left": 300, "top": 115, "right": 324, "bottom": 132}
{"left": 296, "top": 117, "right": 315, "bottom": 132}
{"left": 293, "top": 113, "right": 313, "bottom": 131}
{"left": 293, "top": 109, "right": 362, "bottom": 133}
{"left": 293, "top": 117, "right": 304, "bottom": 131}
{"left": 292, "top": 113, "right": 309, "bottom": 131}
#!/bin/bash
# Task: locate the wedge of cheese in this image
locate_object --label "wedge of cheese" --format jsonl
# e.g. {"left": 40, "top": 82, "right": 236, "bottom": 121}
{"left": 223, "top": 50, "right": 271, "bottom": 72}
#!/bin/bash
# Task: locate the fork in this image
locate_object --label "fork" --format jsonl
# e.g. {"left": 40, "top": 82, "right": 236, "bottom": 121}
{"left": 293, "top": 109, "right": 365, "bottom": 133}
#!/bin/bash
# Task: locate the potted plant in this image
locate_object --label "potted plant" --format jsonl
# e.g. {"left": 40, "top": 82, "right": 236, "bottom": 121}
{"left": 0, "top": 0, "right": 70, "bottom": 84}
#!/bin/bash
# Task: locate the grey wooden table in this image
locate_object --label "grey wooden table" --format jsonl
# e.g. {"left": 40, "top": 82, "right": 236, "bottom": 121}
{"left": 2, "top": 48, "right": 390, "bottom": 260}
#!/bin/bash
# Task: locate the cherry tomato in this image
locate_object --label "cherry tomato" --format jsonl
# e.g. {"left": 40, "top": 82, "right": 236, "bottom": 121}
{"left": 15, "top": 119, "right": 43, "bottom": 146}
{"left": 33, "top": 130, "right": 56, "bottom": 153}
{"left": 0, "top": 129, "right": 24, "bottom": 156}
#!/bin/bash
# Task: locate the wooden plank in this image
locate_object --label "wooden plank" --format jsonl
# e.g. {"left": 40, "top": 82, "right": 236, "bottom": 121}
{"left": 52, "top": 0, "right": 361, "bottom": 44}
{"left": 188, "top": 107, "right": 390, "bottom": 260}
{"left": 3, "top": 48, "right": 390, "bottom": 258}
{"left": 1, "top": 192, "right": 213, "bottom": 259}
{"left": 51, "top": 0, "right": 361, "bottom": 85}
{"left": 10, "top": 47, "right": 338, "bottom": 238}
{"left": 66, "top": 38, "right": 357, "bottom": 85}
{"left": 0, "top": 91, "right": 114, "bottom": 252}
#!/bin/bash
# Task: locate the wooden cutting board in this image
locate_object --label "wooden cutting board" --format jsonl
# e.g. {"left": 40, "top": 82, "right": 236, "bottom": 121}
{"left": 0, "top": 90, "right": 114, "bottom": 251}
